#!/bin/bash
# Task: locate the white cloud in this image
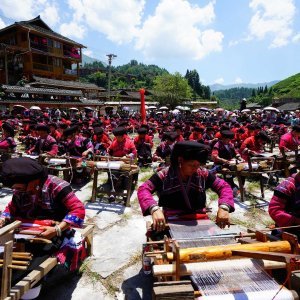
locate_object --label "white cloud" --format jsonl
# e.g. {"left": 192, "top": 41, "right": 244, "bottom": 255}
{"left": 83, "top": 49, "right": 93, "bottom": 57}
{"left": 248, "top": 0, "right": 296, "bottom": 48}
{"left": 66, "top": 0, "right": 145, "bottom": 44}
{"left": 0, "top": 18, "right": 6, "bottom": 29}
{"left": 59, "top": 21, "right": 86, "bottom": 39}
{"left": 234, "top": 77, "right": 243, "bottom": 84}
{"left": 292, "top": 33, "right": 300, "bottom": 43}
{"left": 0, "top": 0, "right": 36, "bottom": 20}
{"left": 0, "top": 0, "right": 60, "bottom": 22}
{"left": 135, "top": 0, "right": 223, "bottom": 60}
{"left": 40, "top": 3, "right": 60, "bottom": 27}
{"left": 214, "top": 77, "right": 224, "bottom": 84}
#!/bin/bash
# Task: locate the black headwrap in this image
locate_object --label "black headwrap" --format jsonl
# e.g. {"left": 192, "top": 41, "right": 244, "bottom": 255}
{"left": 137, "top": 127, "right": 147, "bottom": 134}
{"left": 63, "top": 125, "right": 78, "bottom": 137}
{"left": 1, "top": 157, "right": 48, "bottom": 187}
{"left": 113, "top": 127, "right": 127, "bottom": 136}
{"left": 221, "top": 130, "right": 235, "bottom": 139}
{"left": 170, "top": 141, "right": 210, "bottom": 165}
{"left": 2, "top": 122, "right": 15, "bottom": 137}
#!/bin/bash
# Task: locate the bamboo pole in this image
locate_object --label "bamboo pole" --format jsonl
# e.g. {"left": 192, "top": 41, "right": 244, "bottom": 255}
{"left": 166, "top": 240, "right": 292, "bottom": 262}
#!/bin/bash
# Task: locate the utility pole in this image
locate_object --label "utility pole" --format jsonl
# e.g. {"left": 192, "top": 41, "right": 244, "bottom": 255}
{"left": 106, "top": 54, "right": 117, "bottom": 101}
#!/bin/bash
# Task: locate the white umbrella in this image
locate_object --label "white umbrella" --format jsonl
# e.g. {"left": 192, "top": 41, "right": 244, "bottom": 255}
{"left": 199, "top": 107, "right": 210, "bottom": 112}
{"left": 13, "top": 104, "right": 26, "bottom": 109}
{"left": 263, "top": 107, "right": 279, "bottom": 112}
{"left": 172, "top": 109, "right": 180, "bottom": 114}
{"left": 148, "top": 105, "right": 157, "bottom": 109}
{"left": 191, "top": 108, "right": 199, "bottom": 113}
{"left": 241, "top": 109, "right": 251, "bottom": 113}
{"left": 175, "top": 106, "right": 184, "bottom": 109}
{"left": 156, "top": 111, "right": 163, "bottom": 114}
{"left": 69, "top": 107, "right": 79, "bottom": 111}
{"left": 84, "top": 107, "right": 94, "bottom": 111}
{"left": 159, "top": 106, "right": 169, "bottom": 110}
{"left": 182, "top": 106, "right": 190, "bottom": 111}
{"left": 30, "top": 106, "right": 41, "bottom": 110}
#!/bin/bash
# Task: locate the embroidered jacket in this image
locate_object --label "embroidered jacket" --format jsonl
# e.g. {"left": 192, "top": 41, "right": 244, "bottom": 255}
{"left": 269, "top": 173, "right": 300, "bottom": 227}
{"left": 1, "top": 175, "right": 85, "bottom": 227}
{"left": 138, "top": 166, "right": 234, "bottom": 215}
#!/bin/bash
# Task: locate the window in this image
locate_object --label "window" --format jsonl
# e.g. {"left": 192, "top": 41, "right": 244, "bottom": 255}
{"left": 54, "top": 40, "right": 61, "bottom": 48}
{"left": 48, "top": 39, "right": 53, "bottom": 48}
{"left": 53, "top": 58, "right": 62, "bottom": 67}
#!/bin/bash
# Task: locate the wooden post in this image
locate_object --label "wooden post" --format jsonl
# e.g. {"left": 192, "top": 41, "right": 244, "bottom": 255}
{"left": 1, "top": 240, "right": 13, "bottom": 300}
{"left": 91, "top": 169, "right": 99, "bottom": 202}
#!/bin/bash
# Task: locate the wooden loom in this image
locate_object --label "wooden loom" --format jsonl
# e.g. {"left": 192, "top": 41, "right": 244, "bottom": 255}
{"left": 91, "top": 156, "right": 139, "bottom": 207}
{"left": 0, "top": 220, "right": 94, "bottom": 300}
{"left": 143, "top": 219, "right": 300, "bottom": 299}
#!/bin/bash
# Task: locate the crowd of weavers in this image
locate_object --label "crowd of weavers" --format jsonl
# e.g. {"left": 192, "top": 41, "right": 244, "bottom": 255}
{"left": 0, "top": 105, "right": 300, "bottom": 298}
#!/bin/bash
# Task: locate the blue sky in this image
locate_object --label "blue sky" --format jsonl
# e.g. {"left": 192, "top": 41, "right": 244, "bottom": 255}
{"left": 0, "top": 0, "right": 299, "bottom": 85}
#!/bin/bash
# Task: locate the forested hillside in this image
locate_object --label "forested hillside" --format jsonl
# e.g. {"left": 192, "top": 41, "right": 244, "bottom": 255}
{"left": 80, "top": 56, "right": 299, "bottom": 108}
{"left": 271, "top": 73, "right": 300, "bottom": 99}
{"left": 81, "top": 59, "right": 169, "bottom": 89}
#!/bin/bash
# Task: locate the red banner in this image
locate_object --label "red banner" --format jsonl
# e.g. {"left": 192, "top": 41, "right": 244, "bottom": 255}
{"left": 140, "top": 88, "right": 146, "bottom": 124}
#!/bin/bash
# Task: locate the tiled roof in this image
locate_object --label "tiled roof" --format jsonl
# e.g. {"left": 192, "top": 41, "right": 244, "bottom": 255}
{"left": 2, "top": 85, "right": 83, "bottom": 97}
{"left": 276, "top": 102, "right": 300, "bottom": 111}
{"left": 32, "top": 76, "right": 105, "bottom": 91}
{"left": 16, "top": 16, "right": 85, "bottom": 47}
{"left": 246, "top": 103, "right": 262, "bottom": 108}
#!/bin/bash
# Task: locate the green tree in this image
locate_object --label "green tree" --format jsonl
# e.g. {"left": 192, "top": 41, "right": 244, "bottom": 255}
{"left": 153, "top": 72, "right": 192, "bottom": 108}
{"left": 185, "top": 69, "right": 203, "bottom": 99}
{"left": 86, "top": 71, "right": 107, "bottom": 88}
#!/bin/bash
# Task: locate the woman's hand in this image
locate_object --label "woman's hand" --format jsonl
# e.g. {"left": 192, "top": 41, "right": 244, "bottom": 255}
{"left": 152, "top": 209, "right": 166, "bottom": 232}
{"left": 0, "top": 218, "right": 6, "bottom": 228}
{"left": 38, "top": 226, "right": 57, "bottom": 239}
{"left": 216, "top": 208, "right": 230, "bottom": 229}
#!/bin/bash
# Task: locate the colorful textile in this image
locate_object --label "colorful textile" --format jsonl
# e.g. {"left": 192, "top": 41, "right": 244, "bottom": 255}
{"left": 138, "top": 166, "right": 234, "bottom": 215}
{"left": 1, "top": 175, "right": 85, "bottom": 227}
{"left": 0, "top": 136, "right": 16, "bottom": 151}
{"left": 108, "top": 135, "right": 137, "bottom": 158}
{"left": 279, "top": 132, "right": 299, "bottom": 152}
{"left": 55, "top": 229, "right": 87, "bottom": 272}
{"left": 269, "top": 173, "right": 300, "bottom": 227}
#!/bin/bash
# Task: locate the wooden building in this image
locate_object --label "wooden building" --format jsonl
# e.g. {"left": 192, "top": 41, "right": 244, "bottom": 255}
{"left": 0, "top": 16, "right": 85, "bottom": 85}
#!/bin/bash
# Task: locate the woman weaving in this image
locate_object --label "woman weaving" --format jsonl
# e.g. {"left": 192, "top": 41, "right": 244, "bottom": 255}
{"left": 0, "top": 157, "right": 86, "bottom": 272}
{"left": 137, "top": 141, "right": 234, "bottom": 231}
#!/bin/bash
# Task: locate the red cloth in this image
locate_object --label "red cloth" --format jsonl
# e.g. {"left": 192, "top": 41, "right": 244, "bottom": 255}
{"left": 108, "top": 135, "right": 137, "bottom": 158}
{"left": 140, "top": 89, "right": 146, "bottom": 124}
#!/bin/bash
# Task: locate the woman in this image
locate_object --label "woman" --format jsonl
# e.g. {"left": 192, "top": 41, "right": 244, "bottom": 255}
{"left": 0, "top": 157, "right": 86, "bottom": 271}
{"left": 0, "top": 122, "right": 16, "bottom": 152}
{"left": 269, "top": 168, "right": 300, "bottom": 239}
{"left": 137, "top": 141, "right": 234, "bottom": 231}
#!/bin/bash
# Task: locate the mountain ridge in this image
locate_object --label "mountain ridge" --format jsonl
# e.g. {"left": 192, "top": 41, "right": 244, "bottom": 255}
{"left": 209, "top": 80, "right": 279, "bottom": 92}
